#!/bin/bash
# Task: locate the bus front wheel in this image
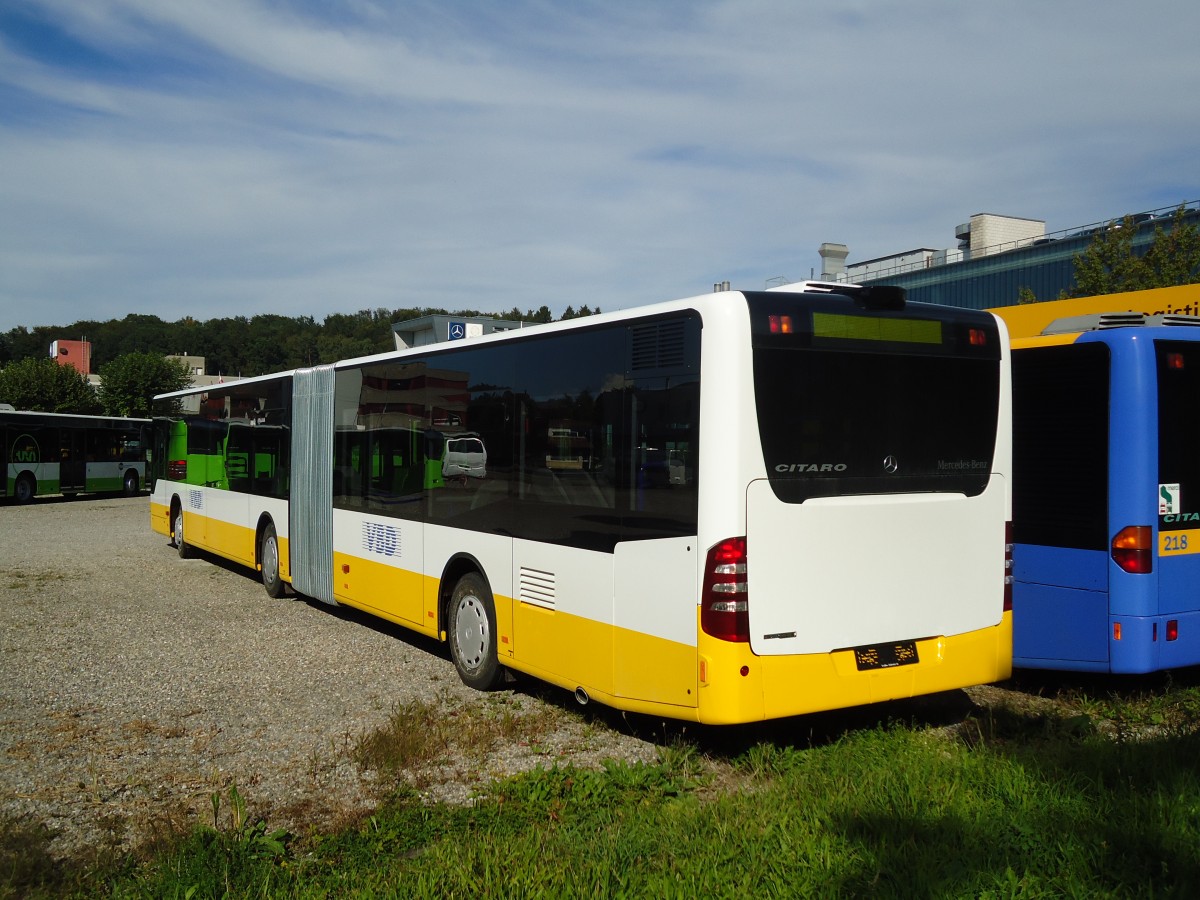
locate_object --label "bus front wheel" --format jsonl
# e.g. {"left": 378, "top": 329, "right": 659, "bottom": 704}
{"left": 14, "top": 473, "right": 36, "bottom": 504}
{"left": 260, "top": 523, "right": 285, "bottom": 598}
{"left": 123, "top": 470, "right": 139, "bottom": 496}
{"left": 448, "top": 573, "right": 503, "bottom": 691}
{"left": 173, "top": 506, "right": 193, "bottom": 559}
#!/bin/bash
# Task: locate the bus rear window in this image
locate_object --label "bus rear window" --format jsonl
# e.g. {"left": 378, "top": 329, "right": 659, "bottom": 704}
{"left": 748, "top": 295, "right": 1001, "bottom": 502}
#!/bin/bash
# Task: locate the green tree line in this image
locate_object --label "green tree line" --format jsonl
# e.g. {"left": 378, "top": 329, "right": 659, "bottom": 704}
{"left": 1019, "top": 204, "right": 1200, "bottom": 303}
{"left": 0, "top": 304, "right": 600, "bottom": 415}
{"left": 0, "top": 305, "right": 595, "bottom": 377}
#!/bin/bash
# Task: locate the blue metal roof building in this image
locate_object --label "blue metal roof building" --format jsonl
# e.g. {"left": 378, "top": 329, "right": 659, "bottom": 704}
{"left": 822, "top": 202, "right": 1200, "bottom": 311}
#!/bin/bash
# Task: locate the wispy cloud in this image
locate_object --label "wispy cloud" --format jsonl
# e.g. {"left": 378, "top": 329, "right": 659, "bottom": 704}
{"left": 2, "top": 0, "right": 1199, "bottom": 331}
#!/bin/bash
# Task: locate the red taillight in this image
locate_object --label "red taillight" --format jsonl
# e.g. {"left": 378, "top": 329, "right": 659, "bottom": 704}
{"left": 1167, "top": 620, "right": 1179, "bottom": 642}
{"left": 167, "top": 459, "right": 188, "bottom": 480}
{"left": 1003, "top": 521, "right": 1013, "bottom": 612}
{"left": 768, "top": 315, "right": 794, "bottom": 334}
{"left": 701, "top": 537, "right": 749, "bottom": 642}
{"left": 968, "top": 328, "right": 988, "bottom": 347}
{"left": 1111, "top": 525, "right": 1153, "bottom": 574}
{"left": 1167, "top": 352, "right": 1185, "bottom": 370}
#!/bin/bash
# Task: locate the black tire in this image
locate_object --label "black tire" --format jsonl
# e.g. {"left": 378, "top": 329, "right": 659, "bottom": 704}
{"left": 260, "top": 523, "right": 285, "bottom": 598}
{"left": 14, "top": 473, "right": 36, "bottom": 504}
{"left": 123, "top": 470, "right": 140, "bottom": 496}
{"left": 447, "top": 573, "right": 503, "bottom": 690}
{"left": 173, "top": 505, "right": 193, "bottom": 559}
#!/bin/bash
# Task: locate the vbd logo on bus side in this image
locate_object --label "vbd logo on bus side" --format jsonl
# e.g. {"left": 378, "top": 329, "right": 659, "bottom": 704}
{"left": 362, "top": 522, "right": 400, "bottom": 557}
{"left": 10, "top": 433, "right": 39, "bottom": 464}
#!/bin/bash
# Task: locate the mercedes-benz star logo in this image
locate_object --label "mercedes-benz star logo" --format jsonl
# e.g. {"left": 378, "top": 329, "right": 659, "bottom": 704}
{"left": 882, "top": 455, "right": 899, "bottom": 474}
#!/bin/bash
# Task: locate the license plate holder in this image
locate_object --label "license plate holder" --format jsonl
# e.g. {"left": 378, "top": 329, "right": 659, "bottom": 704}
{"left": 853, "top": 640, "right": 919, "bottom": 671}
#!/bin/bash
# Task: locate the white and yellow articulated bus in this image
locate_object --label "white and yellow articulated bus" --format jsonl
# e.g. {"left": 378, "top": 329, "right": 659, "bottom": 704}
{"left": 150, "top": 282, "right": 1012, "bottom": 724}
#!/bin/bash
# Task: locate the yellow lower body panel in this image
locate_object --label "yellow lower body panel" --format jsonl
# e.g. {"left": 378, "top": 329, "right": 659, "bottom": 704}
{"left": 150, "top": 501, "right": 170, "bottom": 537}
{"left": 512, "top": 601, "right": 615, "bottom": 698}
{"left": 488, "top": 605, "right": 1010, "bottom": 725}
{"left": 203, "top": 514, "right": 255, "bottom": 566}
{"left": 334, "top": 552, "right": 426, "bottom": 628}
{"left": 152, "top": 499, "right": 290, "bottom": 585}
{"left": 151, "top": 506, "right": 1011, "bottom": 725}
{"left": 694, "top": 611, "right": 1013, "bottom": 725}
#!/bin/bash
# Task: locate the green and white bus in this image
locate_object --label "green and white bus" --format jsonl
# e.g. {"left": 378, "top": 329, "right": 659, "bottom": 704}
{"left": 2, "top": 410, "right": 149, "bottom": 503}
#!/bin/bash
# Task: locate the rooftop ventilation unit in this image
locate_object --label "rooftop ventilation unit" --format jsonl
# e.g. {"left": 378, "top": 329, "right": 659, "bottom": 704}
{"left": 1041, "top": 312, "right": 1200, "bottom": 335}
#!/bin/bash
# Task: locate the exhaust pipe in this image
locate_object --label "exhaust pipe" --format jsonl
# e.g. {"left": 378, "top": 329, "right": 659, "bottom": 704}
{"left": 574, "top": 687, "right": 589, "bottom": 706}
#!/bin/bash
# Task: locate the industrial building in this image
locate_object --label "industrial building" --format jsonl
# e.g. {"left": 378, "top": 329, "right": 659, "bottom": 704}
{"left": 817, "top": 201, "right": 1200, "bottom": 310}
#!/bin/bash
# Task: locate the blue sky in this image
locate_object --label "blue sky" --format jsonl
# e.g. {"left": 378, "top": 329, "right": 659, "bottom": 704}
{"left": 2, "top": 0, "right": 1199, "bottom": 332}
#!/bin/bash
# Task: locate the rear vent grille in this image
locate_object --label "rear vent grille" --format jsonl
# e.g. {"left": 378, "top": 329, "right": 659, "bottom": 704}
{"left": 1096, "top": 313, "right": 1148, "bottom": 329}
{"left": 631, "top": 320, "right": 686, "bottom": 370}
{"left": 519, "top": 567, "right": 556, "bottom": 609}
{"left": 1042, "top": 312, "right": 1200, "bottom": 335}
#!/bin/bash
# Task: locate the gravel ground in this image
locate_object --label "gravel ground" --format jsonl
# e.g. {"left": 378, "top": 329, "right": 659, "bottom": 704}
{"left": 0, "top": 496, "right": 658, "bottom": 860}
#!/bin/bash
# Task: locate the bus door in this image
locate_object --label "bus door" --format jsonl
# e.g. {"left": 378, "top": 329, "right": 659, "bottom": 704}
{"left": 150, "top": 421, "right": 169, "bottom": 491}
{"left": 1010, "top": 340, "right": 1112, "bottom": 668}
{"left": 60, "top": 427, "right": 86, "bottom": 492}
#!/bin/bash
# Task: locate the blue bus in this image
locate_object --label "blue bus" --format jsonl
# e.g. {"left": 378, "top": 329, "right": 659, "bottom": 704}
{"left": 1006, "top": 308, "right": 1200, "bottom": 672}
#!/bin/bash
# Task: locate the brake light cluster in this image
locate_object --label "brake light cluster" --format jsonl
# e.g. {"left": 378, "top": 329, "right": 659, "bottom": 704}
{"left": 1115, "top": 620, "right": 1178, "bottom": 642}
{"left": 768, "top": 315, "right": 794, "bottom": 334}
{"left": 1111, "top": 525, "right": 1153, "bottom": 574}
{"left": 167, "top": 459, "right": 188, "bottom": 480}
{"left": 701, "top": 537, "right": 749, "bottom": 642}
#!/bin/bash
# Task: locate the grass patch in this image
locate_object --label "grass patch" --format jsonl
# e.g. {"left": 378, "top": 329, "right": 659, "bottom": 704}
{"left": 351, "top": 693, "right": 568, "bottom": 788}
{"left": 0, "top": 815, "right": 67, "bottom": 900}
{"left": 10, "top": 681, "right": 1200, "bottom": 897}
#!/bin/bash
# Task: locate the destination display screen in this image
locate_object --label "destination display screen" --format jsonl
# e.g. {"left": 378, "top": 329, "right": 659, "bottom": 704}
{"left": 812, "top": 312, "right": 942, "bottom": 345}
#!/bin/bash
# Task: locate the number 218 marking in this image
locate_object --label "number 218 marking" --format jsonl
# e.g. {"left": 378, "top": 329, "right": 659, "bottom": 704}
{"left": 1160, "top": 530, "right": 1200, "bottom": 556}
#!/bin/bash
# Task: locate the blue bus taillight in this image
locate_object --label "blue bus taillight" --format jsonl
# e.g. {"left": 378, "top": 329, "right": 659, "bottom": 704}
{"left": 702, "top": 537, "right": 749, "bottom": 642}
{"left": 1111, "top": 525, "right": 1153, "bottom": 574}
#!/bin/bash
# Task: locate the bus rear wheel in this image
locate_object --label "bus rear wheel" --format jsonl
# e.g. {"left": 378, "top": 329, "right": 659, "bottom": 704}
{"left": 260, "top": 523, "right": 285, "bottom": 598}
{"left": 14, "top": 473, "right": 36, "bottom": 504}
{"left": 448, "top": 573, "right": 503, "bottom": 691}
{"left": 123, "top": 470, "right": 139, "bottom": 496}
{"left": 173, "top": 506, "right": 193, "bottom": 559}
